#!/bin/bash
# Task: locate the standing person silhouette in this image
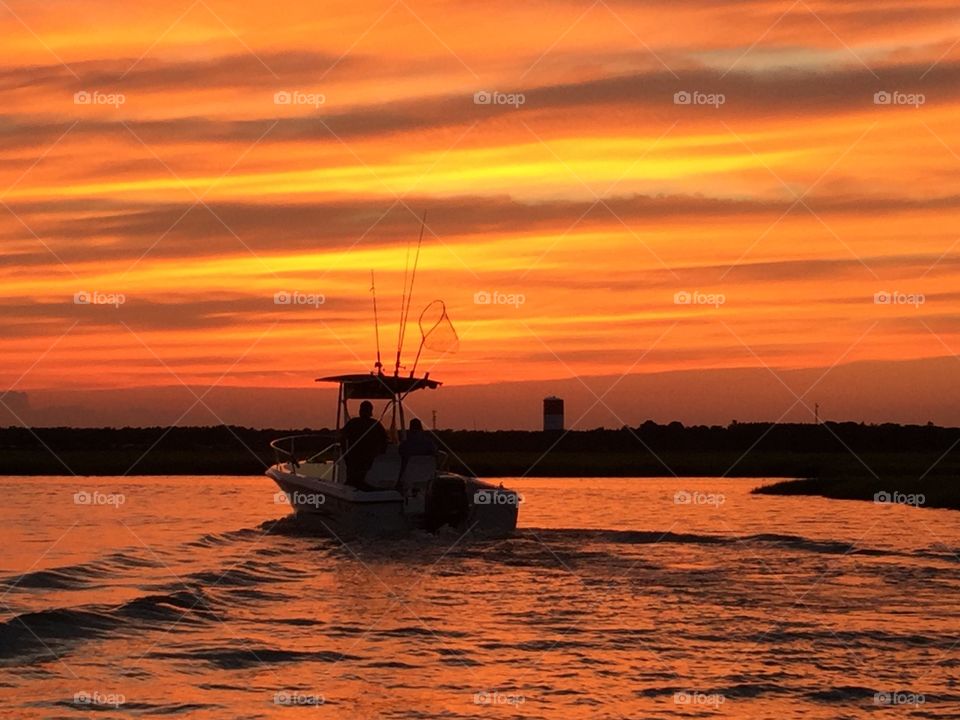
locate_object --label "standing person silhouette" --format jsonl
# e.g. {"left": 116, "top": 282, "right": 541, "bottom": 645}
{"left": 340, "top": 400, "right": 388, "bottom": 490}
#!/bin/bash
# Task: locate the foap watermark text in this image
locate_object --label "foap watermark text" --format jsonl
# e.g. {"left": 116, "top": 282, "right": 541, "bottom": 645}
{"left": 74, "top": 90, "right": 125, "bottom": 108}
{"left": 874, "top": 90, "right": 925, "bottom": 108}
{"left": 274, "top": 90, "right": 326, "bottom": 108}
{"left": 275, "top": 291, "right": 325, "bottom": 308}
{"left": 75, "top": 291, "right": 125, "bottom": 308}
{"left": 674, "top": 290, "right": 725, "bottom": 308}
{"left": 474, "top": 290, "right": 525, "bottom": 307}
{"left": 674, "top": 90, "right": 725, "bottom": 108}
{"left": 674, "top": 490, "right": 725, "bottom": 507}
{"left": 874, "top": 291, "right": 924, "bottom": 308}
{"left": 874, "top": 491, "right": 925, "bottom": 508}
{"left": 474, "top": 90, "right": 525, "bottom": 108}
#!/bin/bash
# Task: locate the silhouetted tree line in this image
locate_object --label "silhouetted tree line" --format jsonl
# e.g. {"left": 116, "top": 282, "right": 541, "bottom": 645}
{"left": 435, "top": 420, "right": 958, "bottom": 454}
{"left": 0, "top": 421, "right": 956, "bottom": 476}
{"left": 0, "top": 425, "right": 317, "bottom": 452}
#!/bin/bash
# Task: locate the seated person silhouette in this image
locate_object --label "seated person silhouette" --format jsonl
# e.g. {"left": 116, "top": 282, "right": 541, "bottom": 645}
{"left": 341, "top": 400, "right": 388, "bottom": 490}
{"left": 398, "top": 418, "right": 436, "bottom": 490}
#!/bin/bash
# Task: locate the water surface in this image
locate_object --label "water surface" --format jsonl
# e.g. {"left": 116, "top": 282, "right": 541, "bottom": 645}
{"left": 1, "top": 476, "right": 958, "bottom": 718}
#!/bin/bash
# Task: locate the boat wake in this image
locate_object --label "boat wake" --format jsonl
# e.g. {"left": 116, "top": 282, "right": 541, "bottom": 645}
{"left": 2, "top": 520, "right": 954, "bottom": 674}
{"left": 0, "top": 588, "right": 215, "bottom": 661}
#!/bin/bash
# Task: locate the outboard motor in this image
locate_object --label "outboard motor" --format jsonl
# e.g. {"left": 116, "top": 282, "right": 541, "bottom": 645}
{"left": 424, "top": 475, "right": 469, "bottom": 531}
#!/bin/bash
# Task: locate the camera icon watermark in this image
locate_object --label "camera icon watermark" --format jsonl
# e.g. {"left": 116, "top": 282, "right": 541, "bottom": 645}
{"left": 474, "top": 489, "right": 523, "bottom": 506}
{"left": 473, "top": 290, "right": 525, "bottom": 307}
{"left": 274, "top": 90, "right": 326, "bottom": 108}
{"left": 273, "top": 690, "right": 325, "bottom": 707}
{"left": 873, "top": 491, "right": 925, "bottom": 508}
{"left": 674, "top": 290, "right": 725, "bottom": 308}
{"left": 874, "top": 691, "right": 924, "bottom": 707}
{"left": 873, "top": 291, "right": 924, "bottom": 308}
{"left": 74, "top": 290, "right": 126, "bottom": 308}
{"left": 73, "top": 90, "right": 125, "bottom": 108}
{"left": 274, "top": 290, "right": 325, "bottom": 308}
{"left": 673, "top": 90, "right": 725, "bottom": 108}
{"left": 873, "top": 90, "right": 925, "bottom": 108}
{"left": 674, "top": 691, "right": 725, "bottom": 708}
{"left": 74, "top": 490, "right": 125, "bottom": 508}
{"left": 74, "top": 691, "right": 125, "bottom": 708}
{"left": 274, "top": 490, "right": 326, "bottom": 508}
{"left": 674, "top": 490, "right": 725, "bottom": 507}
{"left": 473, "top": 90, "right": 525, "bottom": 108}
{"left": 473, "top": 690, "right": 525, "bottom": 706}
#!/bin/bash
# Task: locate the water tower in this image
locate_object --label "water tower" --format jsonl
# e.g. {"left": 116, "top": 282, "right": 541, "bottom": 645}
{"left": 543, "top": 396, "right": 564, "bottom": 431}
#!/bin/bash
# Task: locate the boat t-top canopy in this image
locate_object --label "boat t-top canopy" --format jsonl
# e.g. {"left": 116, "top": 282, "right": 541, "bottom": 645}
{"left": 316, "top": 373, "right": 441, "bottom": 400}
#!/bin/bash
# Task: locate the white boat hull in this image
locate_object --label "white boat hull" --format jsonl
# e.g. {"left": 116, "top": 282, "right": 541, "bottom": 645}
{"left": 266, "top": 462, "right": 518, "bottom": 536}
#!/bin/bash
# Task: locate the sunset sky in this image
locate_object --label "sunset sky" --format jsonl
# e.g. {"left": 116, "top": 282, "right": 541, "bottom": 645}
{"left": 2, "top": 0, "right": 960, "bottom": 428}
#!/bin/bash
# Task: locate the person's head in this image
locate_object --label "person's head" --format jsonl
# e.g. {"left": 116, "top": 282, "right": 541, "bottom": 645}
{"left": 359, "top": 400, "right": 374, "bottom": 418}
{"left": 409, "top": 418, "right": 424, "bottom": 432}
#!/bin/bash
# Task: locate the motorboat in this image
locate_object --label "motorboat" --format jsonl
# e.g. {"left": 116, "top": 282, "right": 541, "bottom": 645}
{"left": 267, "top": 219, "right": 520, "bottom": 536}
{"left": 266, "top": 372, "right": 520, "bottom": 536}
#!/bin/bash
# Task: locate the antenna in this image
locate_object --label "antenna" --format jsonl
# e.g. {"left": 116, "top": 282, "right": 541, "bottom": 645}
{"left": 394, "top": 211, "right": 426, "bottom": 375}
{"left": 371, "top": 270, "right": 382, "bottom": 373}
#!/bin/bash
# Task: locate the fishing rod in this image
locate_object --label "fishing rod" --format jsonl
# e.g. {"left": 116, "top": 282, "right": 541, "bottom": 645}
{"left": 394, "top": 211, "right": 426, "bottom": 376}
{"left": 395, "top": 225, "right": 412, "bottom": 375}
{"left": 371, "top": 270, "right": 382, "bottom": 373}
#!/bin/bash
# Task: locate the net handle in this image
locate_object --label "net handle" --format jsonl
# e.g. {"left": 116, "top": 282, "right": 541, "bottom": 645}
{"left": 408, "top": 299, "right": 446, "bottom": 378}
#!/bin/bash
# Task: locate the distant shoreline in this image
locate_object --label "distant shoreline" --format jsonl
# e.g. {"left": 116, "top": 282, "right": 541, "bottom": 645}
{"left": 753, "top": 477, "right": 960, "bottom": 510}
{"left": 1, "top": 424, "right": 957, "bottom": 511}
